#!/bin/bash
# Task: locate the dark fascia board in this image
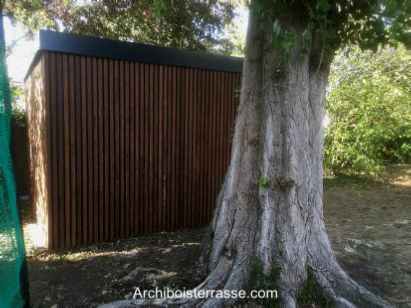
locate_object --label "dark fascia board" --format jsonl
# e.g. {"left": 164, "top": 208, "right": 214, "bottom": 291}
{"left": 25, "top": 30, "right": 243, "bottom": 80}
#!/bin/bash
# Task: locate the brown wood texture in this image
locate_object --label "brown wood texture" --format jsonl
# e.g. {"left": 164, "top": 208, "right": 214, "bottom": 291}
{"left": 33, "top": 51, "right": 241, "bottom": 249}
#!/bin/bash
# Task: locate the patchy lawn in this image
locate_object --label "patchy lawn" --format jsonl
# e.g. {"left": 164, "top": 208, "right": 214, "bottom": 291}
{"left": 25, "top": 165, "right": 411, "bottom": 307}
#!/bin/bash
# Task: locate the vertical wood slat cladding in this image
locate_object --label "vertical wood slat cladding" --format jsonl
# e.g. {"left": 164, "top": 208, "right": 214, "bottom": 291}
{"left": 39, "top": 51, "right": 240, "bottom": 249}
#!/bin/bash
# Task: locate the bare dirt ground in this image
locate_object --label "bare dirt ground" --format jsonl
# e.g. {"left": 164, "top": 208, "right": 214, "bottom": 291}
{"left": 324, "top": 165, "right": 411, "bottom": 307}
{"left": 24, "top": 165, "right": 411, "bottom": 307}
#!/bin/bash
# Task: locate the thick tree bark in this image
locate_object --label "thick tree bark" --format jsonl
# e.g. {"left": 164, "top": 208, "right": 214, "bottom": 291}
{"left": 102, "top": 5, "right": 392, "bottom": 308}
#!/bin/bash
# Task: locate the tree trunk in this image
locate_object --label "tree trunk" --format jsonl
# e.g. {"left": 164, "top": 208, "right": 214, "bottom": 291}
{"left": 102, "top": 5, "right": 391, "bottom": 308}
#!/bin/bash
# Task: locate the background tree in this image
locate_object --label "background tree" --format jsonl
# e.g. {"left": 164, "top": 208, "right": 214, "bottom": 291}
{"left": 3, "top": 0, "right": 234, "bottom": 52}
{"left": 216, "top": 7, "right": 247, "bottom": 56}
{"left": 325, "top": 45, "right": 411, "bottom": 176}
{"left": 104, "top": 0, "right": 410, "bottom": 307}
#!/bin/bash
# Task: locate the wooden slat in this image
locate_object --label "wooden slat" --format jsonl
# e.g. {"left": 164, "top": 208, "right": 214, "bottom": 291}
{"left": 145, "top": 63, "right": 151, "bottom": 233}
{"left": 212, "top": 70, "right": 219, "bottom": 226}
{"left": 158, "top": 66, "right": 164, "bottom": 231}
{"left": 177, "top": 67, "right": 184, "bottom": 228}
{"left": 188, "top": 68, "right": 195, "bottom": 228}
{"left": 161, "top": 65, "right": 166, "bottom": 231}
{"left": 182, "top": 68, "right": 189, "bottom": 228}
{"left": 97, "top": 58, "right": 104, "bottom": 242}
{"left": 80, "top": 56, "right": 88, "bottom": 245}
{"left": 152, "top": 65, "right": 159, "bottom": 232}
{"left": 113, "top": 60, "right": 120, "bottom": 238}
{"left": 92, "top": 57, "right": 98, "bottom": 243}
{"left": 73, "top": 55, "right": 82, "bottom": 245}
{"left": 192, "top": 68, "right": 199, "bottom": 228}
{"left": 86, "top": 57, "right": 93, "bottom": 243}
{"left": 165, "top": 66, "right": 171, "bottom": 231}
{"left": 102, "top": 58, "right": 109, "bottom": 242}
{"left": 124, "top": 61, "right": 130, "bottom": 237}
{"left": 199, "top": 69, "right": 206, "bottom": 225}
{"left": 138, "top": 62, "right": 145, "bottom": 234}
{"left": 204, "top": 70, "right": 211, "bottom": 223}
{"left": 108, "top": 59, "right": 115, "bottom": 241}
{"left": 148, "top": 64, "right": 155, "bottom": 233}
{"left": 48, "top": 53, "right": 59, "bottom": 248}
{"left": 134, "top": 62, "right": 141, "bottom": 235}
{"left": 62, "top": 54, "right": 71, "bottom": 247}
{"left": 171, "top": 66, "right": 178, "bottom": 230}
{"left": 68, "top": 55, "right": 77, "bottom": 247}
{"left": 129, "top": 62, "right": 136, "bottom": 236}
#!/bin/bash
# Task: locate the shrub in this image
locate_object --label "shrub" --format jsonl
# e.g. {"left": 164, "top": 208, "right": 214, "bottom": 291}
{"left": 325, "top": 45, "right": 411, "bottom": 176}
{"left": 10, "top": 83, "right": 26, "bottom": 127}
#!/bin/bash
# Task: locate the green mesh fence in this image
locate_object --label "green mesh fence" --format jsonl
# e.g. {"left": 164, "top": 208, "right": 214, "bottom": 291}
{"left": 0, "top": 14, "right": 29, "bottom": 308}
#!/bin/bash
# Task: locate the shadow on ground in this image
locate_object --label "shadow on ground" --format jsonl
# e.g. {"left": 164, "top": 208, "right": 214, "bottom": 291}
{"left": 25, "top": 165, "right": 411, "bottom": 307}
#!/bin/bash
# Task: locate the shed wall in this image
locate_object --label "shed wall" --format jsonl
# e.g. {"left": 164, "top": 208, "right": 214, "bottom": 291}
{"left": 41, "top": 51, "right": 240, "bottom": 249}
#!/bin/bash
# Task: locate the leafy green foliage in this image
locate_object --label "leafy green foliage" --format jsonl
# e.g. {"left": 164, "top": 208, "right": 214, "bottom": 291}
{"left": 252, "top": 0, "right": 410, "bottom": 54}
{"left": 11, "top": 107, "right": 25, "bottom": 127}
{"left": 272, "top": 20, "right": 298, "bottom": 55}
{"left": 258, "top": 176, "right": 270, "bottom": 189}
{"left": 9, "top": 82, "right": 25, "bottom": 125}
{"left": 310, "top": 0, "right": 410, "bottom": 50}
{"left": 4, "top": 0, "right": 234, "bottom": 52}
{"left": 325, "top": 45, "right": 411, "bottom": 175}
{"left": 10, "top": 82, "right": 23, "bottom": 99}
{"left": 3, "top": 0, "right": 56, "bottom": 34}
{"left": 63, "top": 0, "right": 234, "bottom": 51}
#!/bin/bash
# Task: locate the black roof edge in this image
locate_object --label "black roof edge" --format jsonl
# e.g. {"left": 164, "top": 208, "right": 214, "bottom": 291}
{"left": 25, "top": 30, "right": 243, "bottom": 81}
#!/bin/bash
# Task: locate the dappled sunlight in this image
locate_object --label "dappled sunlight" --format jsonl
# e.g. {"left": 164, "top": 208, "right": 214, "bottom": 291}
{"left": 27, "top": 232, "right": 202, "bottom": 264}
{"left": 30, "top": 246, "right": 149, "bottom": 263}
{"left": 23, "top": 223, "right": 46, "bottom": 252}
{"left": 27, "top": 229, "right": 204, "bottom": 306}
{"left": 384, "top": 165, "right": 411, "bottom": 187}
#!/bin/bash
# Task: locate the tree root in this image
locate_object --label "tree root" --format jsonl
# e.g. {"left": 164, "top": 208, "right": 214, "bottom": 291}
{"left": 100, "top": 253, "right": 392, "bottom": 308}
{"left": 100, "top": 200, "right": 392, "bottom": 308}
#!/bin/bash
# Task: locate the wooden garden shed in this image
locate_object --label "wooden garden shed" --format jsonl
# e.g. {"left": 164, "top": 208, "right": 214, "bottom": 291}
{"left": 25, "top": 30, "right": 242, "bottom": 249}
